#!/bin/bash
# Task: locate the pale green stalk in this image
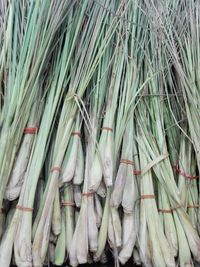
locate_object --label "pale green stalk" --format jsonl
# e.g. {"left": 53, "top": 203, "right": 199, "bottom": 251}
{"left": 63, "top": 185, "right": 75, "bottom": 255}
{"left": 54, "top": 209, "right": 66, "bottom": 266}
{"left": 61, "top": 116, "right": 81, "bottom": 184}
{"left": 6, "top": 93, "right": 43, "bottom": 201}
{"left": 138, "top": 138, "right": 175, "bottom": 267}
{"left": 51, "top": 188, "right": 61, "bottom": 236}
{"left": 119, "top": 212, "right": 137, "bottom": 264}
{"left": 108, "top": 207, "right": 122, "bottom": 247}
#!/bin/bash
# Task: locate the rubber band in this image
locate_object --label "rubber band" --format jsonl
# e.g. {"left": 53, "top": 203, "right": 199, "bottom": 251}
{"left": 141, "top": 194, "right": 155, "bottom": 200}
{"left": 159, "top": 204, "right": 183, "bottom": 212}
{"left": 101, "top": 127, "right": 113, "bottom": 132}
{"left": 71, "top": 132, "right": 81, "bottom": 138}
{"left": 176, "top": 166, "right": 198, "bottom": 180}
{"left": 51, "top": 166, "right": 61, "bottom": 173}
{"left": 82, "top": 192, "right": 93, "bottom": 197}
{"left": 187, "top": 204, "right": 199, "bottom": 209}
{"left": 120, "top": 159, "right": 134, "bottom": 166}
{"left": 158, "top": 209, "right": 172, "bottom": 213}
{"left": 133, "top": 170, "right": 141, "bottom": 175}
{"left": 62, "top": 201, "right": 75, "bottom": 207}
{"left": 16, "top": 205, "right": 33, "bottom": 212}
{"left": 24, "top": 127, "right": 38, "bottom": 134}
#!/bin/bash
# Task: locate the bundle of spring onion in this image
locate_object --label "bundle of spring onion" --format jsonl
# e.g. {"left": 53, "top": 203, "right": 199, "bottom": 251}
{"left": 0, "top": 1, "right": 200, "bottom": 267}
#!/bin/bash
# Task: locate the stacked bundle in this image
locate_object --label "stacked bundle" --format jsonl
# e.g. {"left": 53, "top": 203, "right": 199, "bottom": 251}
{"left": 0, "top": 1, "right": 200, "bottom": 267}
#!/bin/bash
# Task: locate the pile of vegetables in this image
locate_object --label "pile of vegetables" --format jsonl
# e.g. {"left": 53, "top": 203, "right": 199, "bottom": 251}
{"left": 0, "top": 1, "right": 200, "bottom": 267}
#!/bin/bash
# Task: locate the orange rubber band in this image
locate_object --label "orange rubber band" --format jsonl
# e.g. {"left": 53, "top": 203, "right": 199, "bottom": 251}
{"left": 71, "top": 132, "right": 81, "bottom": 138}
{"left": 187, "top": 204, "right": 199, "bottom": 209}
{"left": 101, "top": 127, "right": 113, "bottom": 132}
{"left": 141, "top": 195, "right": 155, "bottom": 200}
{"left": 133, "top": 170, "right": 141, "bottom": 175}
{"left": 158, "top": 209, "right": 172, "bottom": 213}
{"left": 51, "top": 166, "right": 61, "bottom": 173}
{"left": 120, "top": 159, "right": 134, "bottom": 166}
{"left": 82, "top": 192, "right": 93, "bottom": 197}
{"left": 24, "top": 127, "right": 38, "bottom": 134}
{"left": 16, "top": 205, "right": 33, "bottom": 212}
{"left": 62, "top": 201, "right": 75, "bottom": 207}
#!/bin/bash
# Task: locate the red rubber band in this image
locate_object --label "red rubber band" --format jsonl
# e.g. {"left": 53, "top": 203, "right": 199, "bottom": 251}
{"left": 176, "top": 166, "right": 198, "bottom": 180}
{"left": 133, "top": 170, "right": 141, "bottom": 175}
{"left": 24, "top": 127, "right": 38, "bottom": 134}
